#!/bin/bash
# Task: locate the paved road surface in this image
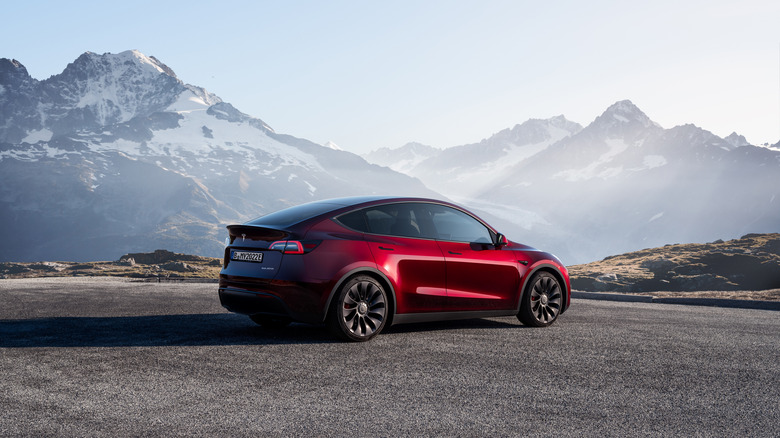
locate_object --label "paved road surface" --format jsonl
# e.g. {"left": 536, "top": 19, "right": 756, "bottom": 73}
{"left": 1, "top": 278, "right": 778, "bottom": 436}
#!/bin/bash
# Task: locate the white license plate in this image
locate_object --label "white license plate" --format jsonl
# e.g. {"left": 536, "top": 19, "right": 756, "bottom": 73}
{"left": 231, "top": 251, "right": 264, "bottom": 263}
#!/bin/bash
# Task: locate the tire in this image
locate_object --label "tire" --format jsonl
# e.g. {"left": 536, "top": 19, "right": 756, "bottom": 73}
{"left": 326, "top": 275, "right": 388, "bottom": 342}
{"left": 249, "top": 314, "right": 291, "bottom": 329}
{"left": 518, "top": 271, "right": 563, "bottom": 327}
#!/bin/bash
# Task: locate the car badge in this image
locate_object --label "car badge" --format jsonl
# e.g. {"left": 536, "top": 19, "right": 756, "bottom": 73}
{"left": 242, "top": 233, "right": 246, "bottom": 242}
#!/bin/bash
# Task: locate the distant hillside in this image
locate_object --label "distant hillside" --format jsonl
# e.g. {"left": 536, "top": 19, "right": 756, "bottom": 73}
{"left": 0, "top": 249, "right": 221, "bottom": 280}
{"left": 569, "top": 233, "right": 780, "bottom": 296}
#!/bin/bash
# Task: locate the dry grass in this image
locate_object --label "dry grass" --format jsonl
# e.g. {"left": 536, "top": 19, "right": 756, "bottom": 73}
{"left": 569, "top": 233, "right": 780, "bottom": 300}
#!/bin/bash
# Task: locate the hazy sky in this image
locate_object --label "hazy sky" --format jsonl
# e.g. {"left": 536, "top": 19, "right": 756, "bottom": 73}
{"left": 3, "top": 0, "right": 780, "bottom": 153}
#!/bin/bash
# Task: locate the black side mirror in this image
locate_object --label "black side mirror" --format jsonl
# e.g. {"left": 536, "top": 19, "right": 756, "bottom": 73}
{"left": 494, "top": 233, "right": 508, "bottom": 248}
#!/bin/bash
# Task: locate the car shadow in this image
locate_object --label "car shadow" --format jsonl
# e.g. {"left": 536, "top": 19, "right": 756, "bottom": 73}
{"left": 383, "top": 316, "right": 527, "bottom": 335}
{"left": 0, "top": 314, "right": 530, "bottom": 348}
{"left": 0, "top": 313, "right": 334, "bottom": 348}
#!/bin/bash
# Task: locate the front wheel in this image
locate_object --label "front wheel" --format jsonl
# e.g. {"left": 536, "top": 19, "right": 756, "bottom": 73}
{"left": 327, "top": 275, "right": 388, "bottom": 342}
{"left": 518, "top": 271, "right": 563, "bottom": 327}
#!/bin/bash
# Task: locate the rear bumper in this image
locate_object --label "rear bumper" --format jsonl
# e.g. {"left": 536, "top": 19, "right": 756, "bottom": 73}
{"left": 218, "top": 276, "right": 329, "bottom": 324}
{"left": 219, "top": 287, "right": 291, "bottom": 317}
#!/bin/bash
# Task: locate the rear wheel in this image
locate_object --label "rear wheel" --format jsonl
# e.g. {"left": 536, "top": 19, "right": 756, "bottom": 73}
{"left": 249, "top": 315, "right": 291, "bottom": 329}
{"left": 518, "top": 271, "right": 563, "bottom": 327}
{"left": 327, "top": 275, "right": 388, "bottom": 342}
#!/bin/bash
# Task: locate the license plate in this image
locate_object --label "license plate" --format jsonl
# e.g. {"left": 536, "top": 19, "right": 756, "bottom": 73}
{"left": 231, "top": 251, "right": 264, "bottom": 263}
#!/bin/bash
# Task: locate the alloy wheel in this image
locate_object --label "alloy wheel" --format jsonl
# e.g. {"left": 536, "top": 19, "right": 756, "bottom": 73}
{"left": 529, "top": 275, "right": 562, "bottom": 324}
{"left": 340, "top": 279, "right": 387, "bottom": 339}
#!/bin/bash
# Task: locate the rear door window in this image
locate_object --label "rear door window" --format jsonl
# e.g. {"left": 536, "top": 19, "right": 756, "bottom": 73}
{"left": 336, "top": 203, "right": 437, "bottom": 239}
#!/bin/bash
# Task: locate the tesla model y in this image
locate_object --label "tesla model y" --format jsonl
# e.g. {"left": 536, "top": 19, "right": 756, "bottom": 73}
{"left": 219, "top": 197, "right": 570, "bottom": 341}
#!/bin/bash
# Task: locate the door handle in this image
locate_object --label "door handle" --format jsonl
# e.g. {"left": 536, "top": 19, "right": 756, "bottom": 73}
{"left": 378, "top": 246, "right": 394, "bottom": 251}
{"left": 448, "top": 251, "right": 462, "bottom": 255}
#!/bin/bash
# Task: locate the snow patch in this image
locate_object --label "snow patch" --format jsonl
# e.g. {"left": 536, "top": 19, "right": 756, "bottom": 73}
{"left": 43, "top": 145, "right": 70, "bottom": 157}
{"left": 304, "top": 181, "right": 317, "bottom": 195}
{"left": 22, "top": 129, "right": 53, "bottom": 144}
{"left": 597, "top": 167, "right": 623, "bottom": 179}
{"left": 325, "top": 141, "right": 342, "bottom": 151}
{"left": 120, "top": 50, "right": 168, "bottom": 75}
{"left": 90, "top": 106, "right": 323, "bottom": 173}
{"left": 96, "top": 139, "right": 143, "bottom": 156}
{"left": 649, "top": 212, "right": 664, "bottom": 222}
{"left": 167, "top": 90, "right": 210, "bottom": 113}
{"left": 554, "top": 138, "right": 628, "bottom": 181}
{"left": 642, "top": 155, "right": 667, "bottom": 169}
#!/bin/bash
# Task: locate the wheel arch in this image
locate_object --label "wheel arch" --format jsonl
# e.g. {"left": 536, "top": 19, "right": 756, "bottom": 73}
{"left": 516, "top": 264, "right": 570, "bottom": 314}
{"left": 322, "top": 267, "right": 398, "bottom": 325}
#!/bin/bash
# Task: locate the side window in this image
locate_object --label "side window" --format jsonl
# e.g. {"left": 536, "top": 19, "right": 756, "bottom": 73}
{"left": 336, "top": 209, "right": 368, "bottom": 232}
{"left": 428, "top": 205, "right": 493, "bottom": 243}
{"left": 336, "top": 203, "right": 437, "bottom": 239}
{"left": 370, "top": 204, "right": 423, "bottom": 238}
{"left": 366, "top": 209, "right": 396, "bottom": 235}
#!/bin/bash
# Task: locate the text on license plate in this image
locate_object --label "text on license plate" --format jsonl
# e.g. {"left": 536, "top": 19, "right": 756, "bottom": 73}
{"left": 232, "top": 251, "right": 264, "bottom": 263}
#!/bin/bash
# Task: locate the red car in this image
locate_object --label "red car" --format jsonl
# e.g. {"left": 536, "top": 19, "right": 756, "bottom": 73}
{"left": 219, "top": 197, "right": 570, "bottom": 341}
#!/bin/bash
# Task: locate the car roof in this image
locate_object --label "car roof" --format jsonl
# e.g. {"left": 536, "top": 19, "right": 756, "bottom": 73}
{"left": 313, "top": 195, "right": 441, "bottom": 206}
{"left": 245, "top": 196, "right": 464, "bottom": 230}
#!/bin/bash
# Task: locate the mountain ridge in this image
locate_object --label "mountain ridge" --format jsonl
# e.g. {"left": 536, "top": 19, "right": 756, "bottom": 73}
{"left": 363, "top": 100, "right": 780, "bottom": 264}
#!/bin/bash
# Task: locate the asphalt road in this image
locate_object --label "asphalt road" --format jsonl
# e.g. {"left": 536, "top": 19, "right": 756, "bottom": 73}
{"left": 1, "top": 278, "right": 778, "bottom": 437}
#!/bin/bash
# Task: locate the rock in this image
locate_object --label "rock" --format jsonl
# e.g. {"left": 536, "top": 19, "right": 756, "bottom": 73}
{"left": 120, "top": 250, "right": 177, "bottom": 264}
{"left": 159, "top": 261, "right": 198, "bottom": 272}
{"left": 639, "top": 258, "right": 676, "bottom": 272}
{"left": 118, "top": 249, "right": 207, "bottom": 264}
{"left": 118, "top": 257, "right": 136, "bottom": 266}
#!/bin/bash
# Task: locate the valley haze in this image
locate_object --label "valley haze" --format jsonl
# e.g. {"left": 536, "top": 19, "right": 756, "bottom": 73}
{"left": 1, "top": 50, "right": 779, "bottom": 265}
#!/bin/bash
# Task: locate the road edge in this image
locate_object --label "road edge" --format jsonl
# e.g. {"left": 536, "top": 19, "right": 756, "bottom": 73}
{"left": 571, "top": 291, "right": 780, "bottom": 311}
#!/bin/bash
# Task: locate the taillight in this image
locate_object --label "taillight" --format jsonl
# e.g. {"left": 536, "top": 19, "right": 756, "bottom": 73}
{"left": 269, "top": 240, "right": 320, "bottom": 254}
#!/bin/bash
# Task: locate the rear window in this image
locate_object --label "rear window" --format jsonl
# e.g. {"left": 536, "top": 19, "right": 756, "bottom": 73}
{"left": 248, "top": 202, "right": 343, "bottom": 228}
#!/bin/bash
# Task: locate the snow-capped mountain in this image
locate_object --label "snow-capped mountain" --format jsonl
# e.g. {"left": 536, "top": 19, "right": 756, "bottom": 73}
{"left": 362, "top": 142, "right": 440, "bottom": 174}
{"left": 724, "top": 132, "right": 749, "bottom": 148}
{"left": 365, "top": 100, "right": 780, "bottom": 263}
{"left": 408, "top": 116, "right": 582, "bottom": 197}
{"left": 0, "top": 50, "right": 435, "bottom": 262}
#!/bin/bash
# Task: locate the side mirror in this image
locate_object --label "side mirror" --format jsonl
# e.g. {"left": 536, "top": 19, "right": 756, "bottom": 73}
{"left": 494, "top": 233, "right": 508, "bottom": 248}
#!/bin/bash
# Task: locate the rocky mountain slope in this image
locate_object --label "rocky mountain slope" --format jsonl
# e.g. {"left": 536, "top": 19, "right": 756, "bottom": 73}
{"left": 0, "top": 51, "right": 435, "bottom": 261}
{"left": 569, "top": 233, "right": 780, "bottom": 294}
